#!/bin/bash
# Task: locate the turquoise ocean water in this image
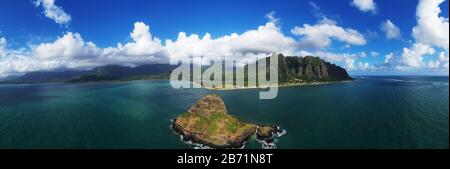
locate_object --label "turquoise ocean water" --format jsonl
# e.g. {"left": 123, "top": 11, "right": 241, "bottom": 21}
{"left": 0, "top": 76, "right": 448, "bottom": 148}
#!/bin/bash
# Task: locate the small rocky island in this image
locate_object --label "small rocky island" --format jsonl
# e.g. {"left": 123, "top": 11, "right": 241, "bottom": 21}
{"left": 172, "top": 94, "right": 283, "bottom": 148}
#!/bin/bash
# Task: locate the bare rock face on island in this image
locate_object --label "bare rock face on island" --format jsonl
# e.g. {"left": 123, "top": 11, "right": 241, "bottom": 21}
{"left": 172, "top": 94, "right": 280, "bottom": 148}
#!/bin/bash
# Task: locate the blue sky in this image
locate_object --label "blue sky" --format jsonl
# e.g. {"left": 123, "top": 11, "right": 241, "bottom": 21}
{"left": 0, "top": 0, "right": 448, "bottom": 76}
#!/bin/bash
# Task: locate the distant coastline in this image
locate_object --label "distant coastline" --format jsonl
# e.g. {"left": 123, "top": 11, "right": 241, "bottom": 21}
{"left": 199, "top": 80, "right": 354, "bottom": 91}
{"left": 1, "top": 76, "right": 354, "bottom": 89}
{"left": 1, "top": 54, "right": 355, "bottom": 86}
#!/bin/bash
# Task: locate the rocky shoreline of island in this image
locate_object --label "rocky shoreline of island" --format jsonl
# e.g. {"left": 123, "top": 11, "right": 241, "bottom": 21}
{"left": 172, "top": 119, "right": 285, "bottom": 149}
{"left": 171, "top": 94, "right": 285, "bottom": 149}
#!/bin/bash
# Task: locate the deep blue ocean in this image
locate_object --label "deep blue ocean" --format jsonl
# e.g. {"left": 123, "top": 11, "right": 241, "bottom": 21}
{"left": 0, "top": 76, "right": 448, "bottom": 148}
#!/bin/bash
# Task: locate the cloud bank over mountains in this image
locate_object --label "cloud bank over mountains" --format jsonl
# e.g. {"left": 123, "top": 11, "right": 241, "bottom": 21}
{"left": 0, "top": 0, "right": 448, "bottom": 77}
{"left": 0, "top": 10, "right": 369, "bottom": 76}
{"left": 0, "top": 18, "right": 297, "bottom": 76}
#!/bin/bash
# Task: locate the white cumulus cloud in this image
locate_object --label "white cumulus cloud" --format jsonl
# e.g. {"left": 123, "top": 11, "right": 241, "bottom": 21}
{"left": 427, "top": 60, "right": 440, "bottom": 68}
{"left": 384, "top": 53, "right": 393, "bottom": 63}
{"left": 117, "top": 22, "right": 163, "bottom": 56}
{"left": 351, "top": 0, "right": 377, "bottom": 13}
{"left": 438, "top": 52, "right": 449, "bottom": 69}
{"left": 412, "top": 0, "right": 449, "bottom": 50}
{"left": 401, "top": 43, "right": 435, "bottom": 68}
{"left": 0, "top": 11, "right": 373, "bottom": 76}
{"left": 34, "top": 32, "right": 101, "bottom": 60}
{"left": 359, "top": 52, "right": 367, "bottom": 58}
{"left": 298, "top": 50, "right": 359, "bottom": 71}
{"left": 358, "top": 62, "right": 371, "bottom": 70}
{"left": 34, "top": 0, "right": 72, "bottom": 26}
{"left": 377, "top": 0, "right": 449, "bottom": 73}
{"left": 370, "top": 51, "right": 379, "bottom": 57}
{"left": 291, "top": 18, "right": 366, "bottom": 49}
{"left": 0, "top": 37, "right": 6, "bottom": 56}
{"left": 265, "top": 11, "right": 280, "bottom": 25}
{"left": 165, "top": 18, "right": 298, "bottom": 64}
{"left": 0, "top": 22, "right": 167, "bottom": 76}
{"left": 345, "top": 58, "right": 355, "bottom": 70}
{"left": 380, "top": 19, "right": 401, "bottom": 39}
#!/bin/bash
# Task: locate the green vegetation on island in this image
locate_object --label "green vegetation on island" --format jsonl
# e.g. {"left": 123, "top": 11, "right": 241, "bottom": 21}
{"left": 172, "top": 94, "right": 282, "bottom": 148}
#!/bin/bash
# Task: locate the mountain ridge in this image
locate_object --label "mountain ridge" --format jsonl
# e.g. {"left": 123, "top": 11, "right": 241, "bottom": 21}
{"left": 1, "top": 64, "right": 176, "bottom": 84}
{"left": 1, "top": 54, "right": 353, "bottom": 84}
